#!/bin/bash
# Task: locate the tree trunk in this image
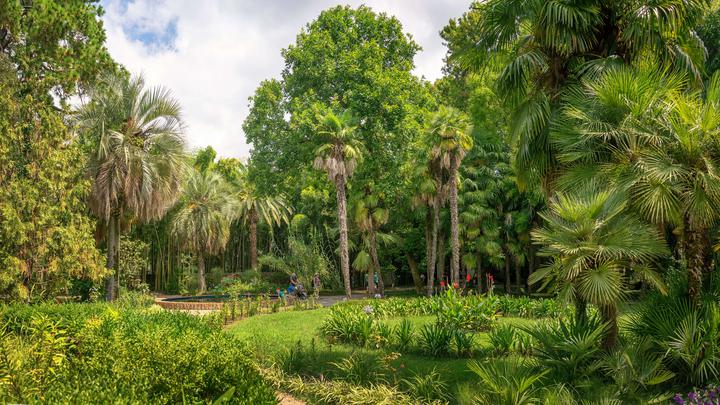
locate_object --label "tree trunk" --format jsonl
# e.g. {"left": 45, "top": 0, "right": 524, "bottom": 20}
{"left": 575, "top": 293, "right": 588, "bottom": 325}
{"left": 424, "top": 209, "right": 433, "bottom": 296}
{"left": 686, "top": 220, "right": 711, "bottom": 303}
{"left": 104, "top": 214, "right": 119, "bottom": 301}
{"left": 406, "top": 253, "right": 423, "bottom": 294}
{"left": 527, "top": 245, "right": 535, "bottom": 294}
{"left": 369, "top": 230, "right": 384, "bottom": 295}
{"left": 515, "top": 257, "right": 522, "bottom": 294}
{"left": 428, "top": 200, "right": 441, "bottom": 296}
{"left": 503, "top": 247, "right": 511, "bottom": 293}
{"left": 449, "top": 155, "right": 460, "bottom": 286}
{"left": 601, "top": 305, "right": 618, "bottom": 350}
{"left": 476, "top": 252, "right": 483, "bottom": 293}
{"left": 249, "top": 207, "right": 259, "bottom": 270}
{"left": 336, "top": 178, "right": 352, "bottom": 299}
{"left": 198, "top": 251, "right": 206, "bottom": 294}
{"left": 437, "top": 233, "right": 446, "bottom": 287}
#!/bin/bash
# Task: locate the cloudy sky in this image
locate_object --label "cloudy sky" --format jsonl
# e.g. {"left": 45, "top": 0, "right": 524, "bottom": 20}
{"left": 100, "top": 0, "right": 471, "bottom": 158}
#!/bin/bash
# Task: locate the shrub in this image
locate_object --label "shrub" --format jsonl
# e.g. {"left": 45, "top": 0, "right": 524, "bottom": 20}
{"left": 431, "top": 288, "right": 497, "bottom": 331}
{"left": 400, "top": 368, "right": 450, "bottom": 403}
{"left": 418, "top": 323, "right": 454, "bottom": 357}
{"left": 524, "top": 316, "right": 606, "bottom": 384}
{"left": 331, "top": 352, "right": 386, "bottom": 386}
{"left": 264, "top": 367, "right": 415, "bottom": 405}
{"left": 452, "top": 329, "right": 474, "bottom": 357}
{"left": 394, "top": 319, "right": 414, "bottom": 352}
{"left": 469, "top": 358, "right": 549, "bottom": 405}
{"left": 489, "top": 324, "right": 517, "bottom": 355}
{"left": 0, "top": 303, "right": 276, "bottom": 404}
{"left": 277, "top": 339, "right": 320, "bottom": 376}
{"left": 600, "top": 338, "right": 674, "bottom": 403}
{"left": 629, "top": 295, "right": 720, "bottom": 386}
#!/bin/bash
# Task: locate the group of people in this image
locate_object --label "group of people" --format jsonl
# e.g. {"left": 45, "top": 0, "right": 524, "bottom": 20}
{"left": 283, "top": 272, "right": 322, "bottom": 300}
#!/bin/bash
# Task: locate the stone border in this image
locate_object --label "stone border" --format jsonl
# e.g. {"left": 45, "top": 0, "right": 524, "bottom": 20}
{"left": 157, "top": 300, "right": 224, "bottom": 311}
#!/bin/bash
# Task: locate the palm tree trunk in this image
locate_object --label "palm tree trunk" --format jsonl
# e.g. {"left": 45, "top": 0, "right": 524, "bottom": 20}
{"left": 476, "top": 252, "right": 483, "bottom": 293}
{"left": 198, "top": 251, "right": 206, "bottom": 293}
{"left": 575, "top": 292, "right": 588, "bottom": 325}
{"left": 428, "top": 201, "right": 440, "bottom": 296}
{"left": 369, "top": 229, "right": 383, "bottom": 295}
{"left": 600, "top": 305, "right": 618, "bottom": 349}
{"left": 335, "top": 178, "right": 352, "bottom": 299}
{"left": 527, "top": 245, "right": 535, "bottom": 294}
{"left": 437, "top": 232, "right": 446, "bottom": 287}
{"left": 249, "top": 208, "right": 259, "bottom": 270}
{"left": 503, "top": 246, "right": 511, "bottom": 293}
{"left": 449, "top": 155, "right": 460, "bottom": 286}
{"left": 104, "top": 214, "right": 119, "bottom": 301}
{"left": 686, "top": 220, "right": 711, "bottom": 303}
{"left": 406, "top": 253, "right": 423, "bottom": 294}
{"left": 515, "top": 257, "right": 522, "bottom": 294}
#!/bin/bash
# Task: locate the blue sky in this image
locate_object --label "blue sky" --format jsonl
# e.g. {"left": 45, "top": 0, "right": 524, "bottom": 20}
{"left": 100, "top": 0, "right": 471, "bottom": 158}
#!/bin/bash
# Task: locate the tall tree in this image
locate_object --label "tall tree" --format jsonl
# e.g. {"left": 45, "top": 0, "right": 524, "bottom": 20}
{"left": 532, "top": 190, "right": 667, "bottom": 348}
{"left": 313, "top": 109, "right": 363, "bottom": 299}
{"left": 76, "top": 73, "right": 186, "bottom": 300}
{"left": 444, "top": 0, "right": 708, "bottom": 191}
{"left": 554, "top": 66, "right": 720, "bottom": 301}
{"left": 0, "top": 0, "right": 115, "bottom": 100}
{"left": 352, "top": 186, "right": 390, "bottom": 295}
{"left": 0, "top": 59, "right": 104, "bottom": 301}
{"left": 171, "top": 170, "right": 235, "bottom": 293}
{"left": 427, "top": 106, "right": 473, "bottom": 285}
{"left": 236, "top": 188, "right": 292, "bottom": 271}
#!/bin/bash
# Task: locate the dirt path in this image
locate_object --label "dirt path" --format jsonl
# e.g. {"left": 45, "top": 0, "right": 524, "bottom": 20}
{"left": 277, "top": 392, "right": 305, "bottom": 405}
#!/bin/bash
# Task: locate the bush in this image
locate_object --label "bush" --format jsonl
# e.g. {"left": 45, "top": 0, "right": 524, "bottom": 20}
{"left": 524, "top": 315, "right": 606, "bottom": 384}
{"left": 469, "top": 358, "right": 549, "bottom": 405}
{"left": 431, "top": 288, "right": 497, "bottom": 331}
{"left": 400, "top": 368, "right": 450, "bottom": 403}
{"left": 629, "top": 295, "right": 720, "bottom": 386}
{"left": 0, "top": 303, "right": 276, "bottom": 404}
{"left": 418, "top": 323, "right": 454, "bottom": 357}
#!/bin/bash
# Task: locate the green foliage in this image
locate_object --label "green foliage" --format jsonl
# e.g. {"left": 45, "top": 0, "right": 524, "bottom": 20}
{"left": 400, "top": 368, "right": 450, "bottom": 403}
{"left": 0, "top": 0, "right": 115, "bottom": 99}
{"left": 0, "top": 303, "right": 275, "bottom": 404}
{"left": 469, "top": 358, "right": 549, "bottom": 405}
{"left": 629, "top": 295, "right": 720, "bottom": 386}
{"left": 431, "top": 289, "right": 497, "bottom": 331}
{"left": 418, "top": 323, "right": 454, "bottom": 357}
{"left": 118, "top": 236, "right": 150, "bottom": 292}
{"left": 277, "top": 339, "right": 320, "bottom": 376}
{"left": 600, "top": 339, "right": 674, "bottom": 403}
{"left": 331, "top": 352, "right": 387, "bottom": 386}
{"left": 496, "top": 296, "right": 570, "bottom": 319}
{"left": 524, "top": 316, "right": 606, "bottom": 384}
{"left": 260, "top": 234, "right": 331, "bottom": 289}
{"left": 394, "top": 319, "right": 414, "bottom": 352}
{"left": 0, "top": 61, "right": 105, "bottom": 302}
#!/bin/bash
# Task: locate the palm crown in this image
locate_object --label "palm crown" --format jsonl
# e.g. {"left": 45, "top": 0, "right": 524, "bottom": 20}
{"left": 77, "top": 73, "right": 186, "bottom": 222}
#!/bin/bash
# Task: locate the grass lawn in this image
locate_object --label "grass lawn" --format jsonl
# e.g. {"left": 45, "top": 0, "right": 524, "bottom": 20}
{"left": 226, "top": 307, "right": 542, "bottom": 389}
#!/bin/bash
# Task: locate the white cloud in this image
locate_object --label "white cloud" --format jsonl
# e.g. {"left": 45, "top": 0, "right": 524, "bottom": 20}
{"left": 101, "top": 0, "right": 470, "bottom": 158}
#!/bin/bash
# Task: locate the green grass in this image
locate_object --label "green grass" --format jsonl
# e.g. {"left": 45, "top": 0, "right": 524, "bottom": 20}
{"left": 226, "top": 307, "right": 542, "bottom": 388}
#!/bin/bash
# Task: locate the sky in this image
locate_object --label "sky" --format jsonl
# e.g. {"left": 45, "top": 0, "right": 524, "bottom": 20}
{"left": 100, "top": 0, "right": 471, "bottom": 158}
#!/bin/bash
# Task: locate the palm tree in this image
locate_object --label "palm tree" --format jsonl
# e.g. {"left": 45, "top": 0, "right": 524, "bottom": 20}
{"left": 313, "top": 109, "right": 363, "bottom": 299}
{"left": 352, "top": 187, "right": 390, "bottom": 295}
{"left": 409, "top": 160, "right": 445, "bottom": 296}
{"left": 531, "top": 190, "right": 667, "bottom": 348}
{"left": 171, "top": 170, "right": 235, "bottom": 293}
{"left": 427, "top": 106, "right": 473, "bottom": 286}
{"left": 553, "top": 66, "right": 720, "bottom": 302}
{"left": 76, "top": 73, "right": 186, "bottom": 300}
{"left": 236, "top": 185, "right": 292, "bottom": 271}
{"left": 448, "top": 0, "right": 708, "bottom": 190}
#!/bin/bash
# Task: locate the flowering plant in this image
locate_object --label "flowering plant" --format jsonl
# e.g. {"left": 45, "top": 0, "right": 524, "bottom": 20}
{"left": 674, "top": 386, "right": 720, "bottom": 404}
